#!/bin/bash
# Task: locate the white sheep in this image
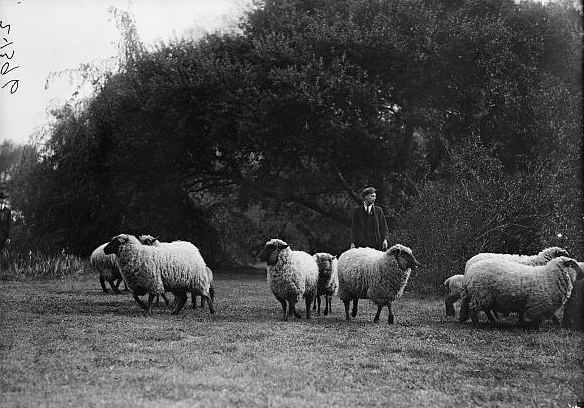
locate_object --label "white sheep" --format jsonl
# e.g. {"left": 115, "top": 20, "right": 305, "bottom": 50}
{"left": 337, "top": 244, "right": 421, "bottom": 324}
{"left": 103, "top": 234, "right": 215, "bottom": 316}
{"left": 459, "top": 256, "right": 584, "bottom": 328}
{"left": 312, "top": 253, "right": 338, "bottom": 316}
{"left": 464, "top": 246, "right": 569, "bottom": 274}
{"left": 444, "top": 274, "right": 464, "bottom": 317}
{"left": 463, "top": 246, "right": 569, "bottom": 322}
{"left": 258, "top": 238, "right": 319, "bottom": 321}
{"left": 138, "top": 235, "right": 214, "bottom": 309}
{"left": 90, "top": 243, "right": 127, "bottom": 294}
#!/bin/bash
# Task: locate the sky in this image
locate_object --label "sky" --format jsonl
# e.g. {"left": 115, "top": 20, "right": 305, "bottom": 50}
{"left": 0, "top": 0, "right": 255, "bottom": 146}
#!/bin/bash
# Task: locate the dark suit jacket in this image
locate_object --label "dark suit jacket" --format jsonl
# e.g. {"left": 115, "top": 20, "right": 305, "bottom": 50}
{"left": 350, "top": 205, "right": 389, "bottom": 249}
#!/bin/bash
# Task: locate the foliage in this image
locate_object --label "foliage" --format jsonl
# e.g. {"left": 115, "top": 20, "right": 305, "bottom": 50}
{"left": 0, "top": 248, "right": 87, "bottom": 281}
{"left": 7, "top": 0, "right": 583, "bottom": 276}
{"left": 394, "top": 135, "right": 583, "bottom": 292}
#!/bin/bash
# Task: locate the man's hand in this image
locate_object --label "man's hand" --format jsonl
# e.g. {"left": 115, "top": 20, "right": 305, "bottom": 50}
{"left": 382, "top": 239, "right": 388, "bottom": 251}
{"left": 350, "top": 242, "right": 355, "bottom": 249}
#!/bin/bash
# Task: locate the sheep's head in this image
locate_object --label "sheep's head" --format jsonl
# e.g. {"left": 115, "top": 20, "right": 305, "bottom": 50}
{"left": 314, "top": 253, "right": 336, "bottom": 280}
{"left": 258, "top": 238, "right": 289, "bottom": 266}
{"left": 139, "top": 234, "right": 159, "bottom": 246}
{"left": 555, "top": 257, "right": 584, "bottom": 281}
{"left": 103, "top": 234, "right": 130, "bottom": 255}
{"left": 540, "top": 246, "right": 569, "bottom": 260}
{"left": 388, "top": 244, "right": 421, "bottom": 271}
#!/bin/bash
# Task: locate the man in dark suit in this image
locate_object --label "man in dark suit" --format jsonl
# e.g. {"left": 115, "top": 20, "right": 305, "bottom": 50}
{"left": 350, "top": 186, "right": 389, "bottom": 251}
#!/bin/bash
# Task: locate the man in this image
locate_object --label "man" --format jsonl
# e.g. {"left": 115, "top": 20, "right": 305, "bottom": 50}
{"left": 350, "top": 186, "right": 389, "bottom": 251}
{"left": 0, "top": 191, "right": 11, "bottom": 251}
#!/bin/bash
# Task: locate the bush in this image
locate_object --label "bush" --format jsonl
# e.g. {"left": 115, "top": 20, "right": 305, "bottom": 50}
{"left": 393, "top": 135, "right": 582, "bottom": 293}
{"left": 0, "top": 248, "right": 88, "bottom": 281}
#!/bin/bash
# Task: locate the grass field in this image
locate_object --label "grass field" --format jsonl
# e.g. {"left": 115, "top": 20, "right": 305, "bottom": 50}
{"left": 1, "top": 267, "right": 583, "bottom": 408}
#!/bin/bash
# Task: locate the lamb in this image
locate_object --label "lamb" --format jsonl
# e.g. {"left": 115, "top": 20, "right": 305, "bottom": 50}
{"left": 464, "top": 246, "right": 569, "bottom": 274}
{"left": 90, "top": 243, "right": 127, "bottom": 294}
{"left": 458, "top": 256, "right": 584, "bottom": 328}
{"left": 138, "top": 235, "right": 215, "bottom": 309}
{"left": 337, "top": 244, "right": 421, "bottom": 324}
{"left": 444, "top": 274, "right": 464, "bottom": 317}
{"left": 312, "top": 253, "right": 338, "bottom": 316}
{"left": 103, "top": 234, "right": 215, "bottom": 316}
{"left": 258, "top": 238, "right": 319, "bottom": 321}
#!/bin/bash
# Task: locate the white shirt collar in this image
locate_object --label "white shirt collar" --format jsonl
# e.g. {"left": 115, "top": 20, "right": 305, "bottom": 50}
{"left": 364, "top": 203, "right": 373, "bottom": 213}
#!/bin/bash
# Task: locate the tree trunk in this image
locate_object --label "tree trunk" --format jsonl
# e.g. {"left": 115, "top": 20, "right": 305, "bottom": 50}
{"left": 562, "top": 279, "right": 584, "bottom": 331}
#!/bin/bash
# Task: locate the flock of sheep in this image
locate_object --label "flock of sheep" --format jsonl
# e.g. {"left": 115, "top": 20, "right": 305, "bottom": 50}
{"left": 91, "top": 233, "right": 583, "bottom": 329}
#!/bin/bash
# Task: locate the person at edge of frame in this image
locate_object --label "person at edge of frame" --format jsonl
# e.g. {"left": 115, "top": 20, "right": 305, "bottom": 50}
{"left": 0, "top": 190, "right": 11, "bottom": 252}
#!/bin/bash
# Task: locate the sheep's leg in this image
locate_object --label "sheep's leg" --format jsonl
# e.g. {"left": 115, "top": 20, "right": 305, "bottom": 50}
{"left": 203, "top": 295, "right": 215, "bottom": 314}
{"left": 99, "top": 276, "right": 109, "bottom": 293}
{"left": 517, "top": 311, "right": 524, "bottom": 324}
{"left": 387, "top": 303, "right": 394, "bottom": 324}
{"left": 458, "top": 297, "right": 471, "bottom": 322}
{"left": 279, "top": 299, "right": 288, "bottom": 321}
{"left": 146, "top": 294, "right": 156, "bottom": 316}
{"left": 316, "top": 296, "right": 321, "bottom": 315}
{"left": 290, "top": 301, "right": 302, "bottom": 319}
{"left": 192, "top": 292, "right": 198, "bottom": 309}
{"left": 484, "top": 309, "right": 497, "bottom": 324}
{"left": 172, "top": 292, "right": 188, "bottom": 315}
{"left": 133, "top": 294, "right": 148, "bottom": 310}
{"left": 209, "top": 285, "right": 215, "bottom": 302}
{"left": 312, "top": 296, "right": 317, "bottom": 311}
{"left": 351, "top": 297, "right": 359, "bottom": 318}
{"left": 470, "top": 309, "right": 479, "bottom": 325}
{"left": 108, "top": 279, "right": 121, "bottom": 294}
{"left": 160, "top": 293, "right": 171, "bottom": 306}
{"left": 324, "top": 295, "right": 330, "bottom": 316}
{"left": 113, "top": 278, "right": 123, "bottom": 290}
{"left": 305, "top": 296, "right": 312, "bottom": 319}
{"left": 373, "top": 305, "right": 383, "bottom": 323}
{"left": 343, "top": 299, "right": 351, "bottom": 321}
{"left": 445, "top": 294, "right": 459, "bottom": 317}
{"left": 122, "top": 280, "right": 129, "bottom": 291}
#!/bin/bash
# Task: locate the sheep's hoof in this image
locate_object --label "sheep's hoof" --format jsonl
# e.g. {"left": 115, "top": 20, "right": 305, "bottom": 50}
{"left": 373, "top": 317, "right": 380, "bottom": 323}
{"left": 387, "top": 316, "right": 394, "bottom": 324}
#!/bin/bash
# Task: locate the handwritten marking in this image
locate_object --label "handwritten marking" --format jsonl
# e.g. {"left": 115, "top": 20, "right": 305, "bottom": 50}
{"left": 0, "top": 20, "right": 19, "bottom": 94}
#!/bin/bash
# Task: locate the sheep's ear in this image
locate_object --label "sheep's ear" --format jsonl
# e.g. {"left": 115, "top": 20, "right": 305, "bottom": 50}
{"left": 277, "top": 242, "right": 289, "bottom": 250}
{"left": 565, "top": 259, "right": 584, "bottom": 279}
{"left": 403, "top": 251, "right": 422, "bottom": 268}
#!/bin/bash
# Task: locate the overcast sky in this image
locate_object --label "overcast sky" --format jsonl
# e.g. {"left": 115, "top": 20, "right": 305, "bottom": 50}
{"left": 0, "top": 0, "right": 254, "bottom": 146}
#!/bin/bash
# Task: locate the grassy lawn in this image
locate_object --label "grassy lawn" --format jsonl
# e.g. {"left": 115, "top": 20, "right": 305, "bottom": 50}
{"left": 1, "top": 267, "right": 582, "bottom": 408}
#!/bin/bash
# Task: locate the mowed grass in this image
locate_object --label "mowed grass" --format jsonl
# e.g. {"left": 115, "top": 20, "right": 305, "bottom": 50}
{"left": 1, "top": 268, "right": 583, "bottom": 408}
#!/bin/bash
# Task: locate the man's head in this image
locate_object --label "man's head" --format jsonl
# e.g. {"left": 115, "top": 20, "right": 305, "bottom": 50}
{"left": 362, "top": 187, "right": 377, "bottom": 206}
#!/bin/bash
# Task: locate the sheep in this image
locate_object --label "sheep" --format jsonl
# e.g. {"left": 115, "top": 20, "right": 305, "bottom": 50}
{"left": 458, "top": 256, "right": 584, "bottom": 328}
{"left": 464, "top": 246, "right": 569, "bottom": 274}
{"left": 444, "top": 274, "right": 464, "bottom": 317}
{"left": 463, "top": 246, "right": 569, "bottom": 322}
{"left": 337, "top": 244, "right": 421, "bottom": 324}
{"left": 312, "top": 253, "right": 338, "bottom": 316}
{"left": 103, "top": 234, "right": 215, "bottom": 316}
{"left": 258, "top": 238, "right": 319, "bottom": 321}
{"left": 90, "top": 243, "right": 127, "bottom": 294}
{"left": 138, "top": 235, "right": 214, "bottom": 309}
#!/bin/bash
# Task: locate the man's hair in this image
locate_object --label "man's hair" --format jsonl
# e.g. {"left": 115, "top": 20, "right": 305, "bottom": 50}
{"left": 362, "top": 187, "right": 377, "bottom": 197}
